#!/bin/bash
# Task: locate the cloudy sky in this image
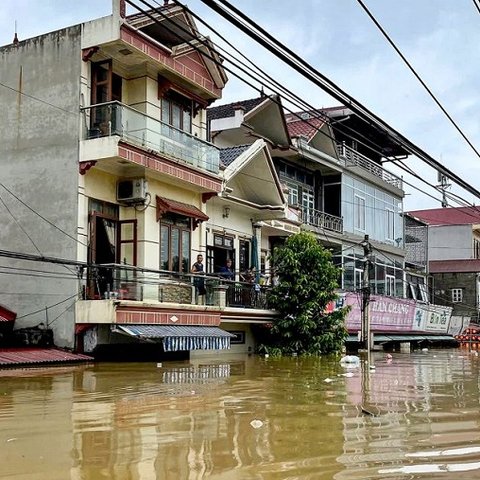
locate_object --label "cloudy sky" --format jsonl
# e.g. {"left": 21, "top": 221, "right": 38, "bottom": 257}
{"left": 1, "top": 0, "right": 479, "bottom": 211}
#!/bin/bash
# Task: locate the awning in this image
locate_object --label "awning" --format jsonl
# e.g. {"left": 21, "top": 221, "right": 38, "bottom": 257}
{"left": 0, "top": 348, "right": 93, "bottom": 367}
{"left": 156, "top": 196, "right": 208, "bottom": 230}
{"left": 114, "top": 324, "right": 236, "bottom": 352}
{"left": 346, "top": 334, "right": 457, "bottom": 343}
{"left": 0, "top": 304, "right": 16, "bottom": 323}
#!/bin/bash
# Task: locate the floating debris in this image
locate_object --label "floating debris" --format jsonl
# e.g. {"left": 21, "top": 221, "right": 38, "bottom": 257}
{"left": 250, "top": 419, "right": 264, "bottom": 429}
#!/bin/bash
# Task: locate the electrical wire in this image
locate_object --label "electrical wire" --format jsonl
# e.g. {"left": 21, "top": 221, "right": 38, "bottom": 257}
{"left": 355, "top": 0, "right": 480, "bottom": 161}
{"left": 196, "top": 0, "right": 480, "bottom": 201}
{"left": 129, "top": 0, "right": 449, "bottom": 205}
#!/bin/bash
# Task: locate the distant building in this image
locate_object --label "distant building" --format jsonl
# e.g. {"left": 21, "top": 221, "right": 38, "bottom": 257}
{"left": 407, "top": 206, "right": 480, "bottom": 322}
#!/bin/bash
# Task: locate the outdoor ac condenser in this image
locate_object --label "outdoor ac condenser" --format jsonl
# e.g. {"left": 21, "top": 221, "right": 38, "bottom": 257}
{"left": 117, "top": 178, "right": 147, "bottom": 203}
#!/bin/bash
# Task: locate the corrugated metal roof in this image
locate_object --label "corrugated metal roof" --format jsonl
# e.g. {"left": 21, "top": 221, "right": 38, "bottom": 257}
{"left": 114, "top": 324, "right": 236, "bottom": 352}
{"left": 0, "top": 348, "right": 93, "bottom": 367}
{"left": 408, "top": 206, "right": 480, "bottom": 226}
{"left": 115, "top": 324, "right": 235, "bottom": 338}
{"left": 429, "top": 259, "right": 480, "bottom": 273}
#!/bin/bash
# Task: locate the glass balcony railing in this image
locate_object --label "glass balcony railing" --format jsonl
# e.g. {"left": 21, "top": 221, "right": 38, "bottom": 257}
{"left": 300, "top": 207, "right": 343, "bottom": 233}
{"left": 82, "top": 101, "right": 220, "bottom": 174}
{"left": 337, "top": 143, "right": 402, "bottom": 189}
{"left": 81, "top": 263, "right": 271, "bottom": 310}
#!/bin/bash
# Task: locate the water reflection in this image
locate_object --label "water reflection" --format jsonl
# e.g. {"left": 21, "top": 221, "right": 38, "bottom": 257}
{"left": 1, "top": 350, "right": 480, "bottom": 479}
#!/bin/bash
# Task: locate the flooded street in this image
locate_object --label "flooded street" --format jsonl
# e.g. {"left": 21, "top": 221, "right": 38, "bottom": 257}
{"left": 1, "top": 348, "right": 480, "bottom": 479}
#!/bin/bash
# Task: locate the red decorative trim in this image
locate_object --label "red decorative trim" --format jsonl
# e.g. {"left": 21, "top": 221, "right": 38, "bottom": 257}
{"left": 118, "top": 142, "right": 222, "bottom": 192}
{"left": 120, "top": 25, "right": 221, "bottom": 98}
{"left": 82, "top": 46, "right": 99, "bottom": 62}
{"left": 157, "top": 75, "right": 173, "bottom": 98}
{"left": 116, "top": 308, "right": 221, "bottom": 326}
{"left": 202, "top": 192, "right": 217, "bottom": 203}
{"left": 79, "top": 161, "right": 97, "bottom": 175}
{"left": 119, "top": 0, "right": 126, "bottom": 18}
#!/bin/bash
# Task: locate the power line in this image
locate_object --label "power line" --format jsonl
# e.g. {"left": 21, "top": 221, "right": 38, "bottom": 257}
{"left": 130, "top": 0, "right": 460, "bottom": 210}
{"left": 472, "top": 0, "right": 480, "bottom": 15}
{"left": 129, "top": 1, "right": 441, "bottom": 204}
{"left": 355, "top": 0, "right": 480, "bottom": 161}
{"left": 0, "top": 81, "right": 79, "bottom": 117}
{"left": 198, "top": 0, "right": 480, "bottom": 201}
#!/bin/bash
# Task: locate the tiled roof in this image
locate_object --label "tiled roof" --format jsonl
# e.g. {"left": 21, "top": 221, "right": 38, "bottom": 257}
{"left": 219, "top": 145, "right": 251, "bottom": 167}
{"left": 429, "top": 259, "right": 480, "bottom": 273}
{"left": 286, "top": 115, "right": 325, "bottom": 141}
{"left": 207, "top": 96, "right": 267, "bottom": 120}
{"left": 0, "top": 348, "right": 93, "bottom": 367}
{"left": 408, "top": 207, "right": 480, "bottom": 226}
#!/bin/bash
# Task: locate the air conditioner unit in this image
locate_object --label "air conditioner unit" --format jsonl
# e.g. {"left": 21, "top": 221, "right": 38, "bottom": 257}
{"left": 117, "top": 178, "right": 147, "bottom": 203}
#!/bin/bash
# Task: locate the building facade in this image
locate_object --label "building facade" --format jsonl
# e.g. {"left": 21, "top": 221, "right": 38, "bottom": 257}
{"left": 0, "top": 0, "right": 282, "bottom": 358}
{"left": 407, "top": 207, "right": 480, "bottom": 322}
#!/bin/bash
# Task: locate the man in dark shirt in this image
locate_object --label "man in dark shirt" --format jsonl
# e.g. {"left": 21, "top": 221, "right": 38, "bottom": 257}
{"left": 191, "top": 254, "right": 206, "bottom": 303}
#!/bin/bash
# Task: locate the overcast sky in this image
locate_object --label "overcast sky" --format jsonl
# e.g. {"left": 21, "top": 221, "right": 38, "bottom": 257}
{"left": 1, "top": 0, "right": 479, "bottom": 211}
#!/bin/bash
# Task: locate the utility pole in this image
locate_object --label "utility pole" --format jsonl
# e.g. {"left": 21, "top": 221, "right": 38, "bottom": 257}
{"left": 361, "top": 234, "right": 372, "bottom": 352}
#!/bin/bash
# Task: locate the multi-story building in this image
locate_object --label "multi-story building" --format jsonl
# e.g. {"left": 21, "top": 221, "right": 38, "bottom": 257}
{"left": 209, "top": 97, "right": 457, "bottom": 342}
{"left": 209, "top": 98, "right": 408, "bottom": 297}
{"left": 0, "top": 0, "right": 284, "bottom": 359}
{"left": 407, "top": 207, "right": 480, "bottom": 322}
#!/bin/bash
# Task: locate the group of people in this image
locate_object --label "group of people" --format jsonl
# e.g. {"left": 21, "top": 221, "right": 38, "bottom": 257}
{"left": 190, "top": 254, "right": 262, "bottom": 302}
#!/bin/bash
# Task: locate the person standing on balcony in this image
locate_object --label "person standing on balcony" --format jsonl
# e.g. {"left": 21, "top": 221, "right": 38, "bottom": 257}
{"left": 191, "top": 254, "right": 206, "bottom": 304}
{"left": 219, "top": 259, "right": 234, "bottom": 281}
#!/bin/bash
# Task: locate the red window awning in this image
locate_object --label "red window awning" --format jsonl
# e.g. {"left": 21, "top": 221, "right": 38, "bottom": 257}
{"left": 0, "top": 305, "right": 16, "bottom": 323}
{"left": 156, "top": 195, "right": 209, "bottom": 230}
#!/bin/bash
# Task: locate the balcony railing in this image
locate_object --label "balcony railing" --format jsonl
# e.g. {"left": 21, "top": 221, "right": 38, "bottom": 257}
{"left": 82, "top": 263, "right": 270, "bottom": 310}
{"left": 82, "top": 101, "right": 220, "bottom": 174}
{"left": 337, "top": 143, "right": 402, "bottom": 189}
{"left": 300, "top": 207, "right": 343, "bottom": 234}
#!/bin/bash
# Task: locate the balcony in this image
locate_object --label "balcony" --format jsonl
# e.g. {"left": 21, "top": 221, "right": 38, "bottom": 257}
{"left": 300, "top": 207, "right": 343, "bottom": 234}
{"left": 82, "top": 101, "right": 220, "bottom": 174}
{"left": 81, "top": 263, "right": 270, "bottom": 310}
{"left": 337, "top": 143, "right": 402, "bottom": 190}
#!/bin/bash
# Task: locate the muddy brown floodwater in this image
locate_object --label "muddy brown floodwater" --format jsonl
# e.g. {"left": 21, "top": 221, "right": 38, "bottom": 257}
{"left": 1, "top": 348, "right": 480, "bottom": 479}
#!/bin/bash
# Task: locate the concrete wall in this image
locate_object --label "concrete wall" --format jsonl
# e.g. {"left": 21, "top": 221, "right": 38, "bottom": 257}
{"left": 428, "top": 225, "right": 472, "bottom": 261}
{"left": 0, "top": 27, "right": 82, "bottom": 347}
{"left": 432, "top": 271, "right": 478, "bottom": 320}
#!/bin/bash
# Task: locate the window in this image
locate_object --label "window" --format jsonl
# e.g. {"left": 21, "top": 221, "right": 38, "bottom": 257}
{"left": 386, "top": 209, "right": 395, "bottom": 241}
{"left": 161, "top": 91, "right": 193, "bottom": 133}
{"left": 159, "top": 214, "right": 191, "bottom": 273}
{"left": 239, "top": 240, "right": 250, "bottom": 273}
{"left": 419, "top": 283, "right": 429, "bottom": 303}
{"left": 286, "top": 183, "right": 299, "bottom": 206}
{"left": 452, "top": 288, "right": 463, "bottom": 303}
{"left": 302, "top": 190, "right": 315, "bottom": 224}
{"left": 474, "top": 239, "right": 480, "bottom": 259}
{"left": 386, "top": 275, "right": 395, "bottom": 296}
{"left": 354, "top": 195, "right": 366, "bottom": 231}
{"left": 354, "top": 268, "right": 363, "bottom": 290}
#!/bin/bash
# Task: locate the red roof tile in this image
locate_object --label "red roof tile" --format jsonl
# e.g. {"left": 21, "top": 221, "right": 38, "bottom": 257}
{"left": 286, "top": 116, "right": 325, "bottom": 142}
{"left": 408, "top": 207, "right": 480, "bottom": 226}
{"left": 429, "top": 259, "right": 480, "bottom": 273}
{"left": 0, "top": 348, "right": 93, "bottom": 367}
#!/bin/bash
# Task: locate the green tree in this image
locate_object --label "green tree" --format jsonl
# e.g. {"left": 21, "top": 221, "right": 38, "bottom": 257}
{"left": 263, "top": 231, "right": 349, "bottom": 355}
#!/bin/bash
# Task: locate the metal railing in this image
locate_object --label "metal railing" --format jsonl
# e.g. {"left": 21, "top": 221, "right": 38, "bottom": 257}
{"left": 82, "top": 101, "right": 220, "bottom": 174}
{"left": 82, "top": 263, "right": 271, "bottom": 309}
{"left": 300, "top": 207, "right": 343, "bottom": 233}
{"left": 337, "top": 143, "right": 402, "bottom": 189}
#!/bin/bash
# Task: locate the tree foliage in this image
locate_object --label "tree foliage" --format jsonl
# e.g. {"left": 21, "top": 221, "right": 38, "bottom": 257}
{"left": 262, "top": 231, "right": 349, "bottom": 355}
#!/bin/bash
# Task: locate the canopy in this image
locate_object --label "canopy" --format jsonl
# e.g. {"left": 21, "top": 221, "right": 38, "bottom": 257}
{"left": 113, "top": 324, "right": 235, "bottom": 351}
